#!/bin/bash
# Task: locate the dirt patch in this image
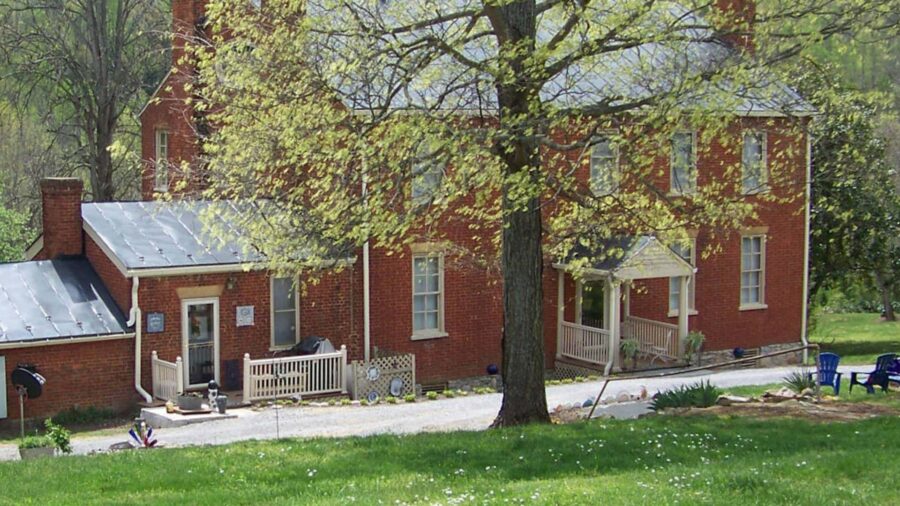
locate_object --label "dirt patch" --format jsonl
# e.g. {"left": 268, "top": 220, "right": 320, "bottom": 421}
{"left": 666, "top": 399, "right": 899, "bottom": 422}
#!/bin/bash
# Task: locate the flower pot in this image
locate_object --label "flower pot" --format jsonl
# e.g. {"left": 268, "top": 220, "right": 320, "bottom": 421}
{"left": 19, "top": 447, "right": 56, "bottom": 460}
{"left": 177, "top": 395, "right": 204, "bottom": 411}
{"left": 215, "top": 395, "right": 228, "bottom": 414}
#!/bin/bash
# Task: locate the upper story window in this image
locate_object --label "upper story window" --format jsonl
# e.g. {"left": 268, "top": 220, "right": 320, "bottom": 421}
{"left": 740, "top": 235, "right": 766, "bottom": 309}
{"left": 668, "top": 239, "right": 697, "bottom": 315}
{"left": 589, "top": 137, "right": 619, "bottom": 195}
{"left": 271, "top": 276, "right": 299, "bottom": 349}
{"left": 412, "top": 253, "right": 444, "bottom": 339}
{"left": 250, "top": 0, "right": 262, "bottom": 8}
{"left": 742, "top": 131, "right": 768, "bottom": 194}
{"left": 154, "top": 129, "right": 169, "bottom": 193}
{"left": 411, "top": 159, "right": 444, "bottom": 205}
{"left": 670, "top": 132, "right": 697, "bottom": 195}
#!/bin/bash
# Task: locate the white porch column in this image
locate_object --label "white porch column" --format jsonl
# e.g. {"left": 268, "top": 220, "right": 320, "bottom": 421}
{"left": 556, "top": 270, "right": 565, "bottom": 359}
{"left": 623, "top": 282, "right": 631, "bottom": 318}
{"left": 606, "top": 278, "right": 622, "bottom": 372}
{"left": 677, "top": 275, "right": 690, "bottom": 358}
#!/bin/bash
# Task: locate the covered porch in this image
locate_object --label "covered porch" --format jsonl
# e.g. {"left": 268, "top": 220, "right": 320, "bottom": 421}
{"left": 553, "top": 236, "right": 695, "bottom": 374}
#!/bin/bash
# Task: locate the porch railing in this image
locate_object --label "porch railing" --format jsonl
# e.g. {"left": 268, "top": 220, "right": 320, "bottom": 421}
{"left": 151, "top": 351, "right": 184, "bottom": 401}
{"left": 243, "top": 345, "right": 348, "bottom": 402}
{"left": 559, "top": 321, "right": 610, "bottom": 365}
{"left": 621, "top": 316, "right": 679, "bottom": 360}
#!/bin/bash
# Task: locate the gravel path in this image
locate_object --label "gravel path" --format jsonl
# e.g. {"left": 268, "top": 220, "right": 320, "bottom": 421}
{"left": 1, "top": 365, "right": 833, "bottom": 460}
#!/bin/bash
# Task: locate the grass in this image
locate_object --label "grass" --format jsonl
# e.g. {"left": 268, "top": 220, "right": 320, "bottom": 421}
{"left": 0, "top": 406, "right": 898, "bottom": 505}
{"left": 810, "top": 312, "right": 900, "bottom": 364}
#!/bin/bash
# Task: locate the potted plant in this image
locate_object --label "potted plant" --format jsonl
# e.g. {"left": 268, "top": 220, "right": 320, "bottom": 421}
{"left": 18, "top": 418, "right": 72, "bottom": 460}
{"left": 684, "top": 331, "right": 706, "bottom": 365}
{"left": 620, "top": 338, "right": 640, "bottom": 370}
{"left": 177, "top": 392, "right": 205, "bottom": 411}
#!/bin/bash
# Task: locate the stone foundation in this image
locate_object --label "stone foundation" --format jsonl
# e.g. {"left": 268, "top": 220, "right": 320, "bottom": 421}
{"left": 446, "top": 374, "right": 502, "bottom": 392}
{"left": 698, "top": 341, "right": 805, "bottom": 367}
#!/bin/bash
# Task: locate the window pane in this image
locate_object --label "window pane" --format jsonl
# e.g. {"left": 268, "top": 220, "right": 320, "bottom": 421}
{"left": 413, "top": 294, "right": 426, "bottom": 311}
{"left": 669, "top": 277, "right": 680, "bottom": 311}
{"left": 424, "top": 293, "right": 438, "bottom": 311}
{"left": 413, "top": 257, "right": 427, "bottom": 276}
{"left": 412, "top": 163, "right": 443, "bottom": 201}
{"left": 413, "top": 312, "right": 426, "bottom": 331}
{"left": 426, "top": 273, "right": 439, "bottom": 292}
{"left": 273, "top": 311, "right": 296, "bottom": 346}
{"left": 272, "top": 278, "right": 295, "bottom": 311}
{"left": 671, "top": 133, "right": 695, "bottom": 193}
{"left": 423, "top": 311, "right": 438, "bottom": 330}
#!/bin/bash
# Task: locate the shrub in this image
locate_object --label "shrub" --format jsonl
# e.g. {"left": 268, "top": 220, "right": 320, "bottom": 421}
{"left": 386, "top": 396, "right": 399, "bottom": 404}
{"left": 426, "top": 391, "right": 439, "bottom": 400}
{"left": 783, "top": 369, "right": 817, "bottom": 394}
{"left": 44, "top": 418, "right": 72, "bottom": 454}
{"left": 684, "top": 331, "right": 706, "bottom": 362}
{"left": 442, "top": 389, "right": 455, "bottom": 398}
{"left": 52, "top": 406, "right": 117, "bottom": 426}
{"left": 404, "top": 394, "right": 416, "bottom": 403}
{"left": 18, "top": 435, "right": 52, "bottom": 450}
{"left": 340, "top": 398, "right": 351, "bottom": 406}
{"left": 651, "top": 380, "right": 721, "bottom": 411}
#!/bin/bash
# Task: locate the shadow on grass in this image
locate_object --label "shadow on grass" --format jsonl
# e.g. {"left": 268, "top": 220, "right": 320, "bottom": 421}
{"left": 816, "top": 339, "right": 900, "bottom": 360}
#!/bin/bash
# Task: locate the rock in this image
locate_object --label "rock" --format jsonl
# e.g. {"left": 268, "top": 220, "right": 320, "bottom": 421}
{"left": 800, "top": 388, "right": 816, "bottom": 397}
{"left": 616, "top": 390, "right": 631, "bottom": 403}
{"left": 602, "top": 396, "right": 615, "bottom": 405}
{"left": 582, "top": 398, "right": 594, "bottom": 408}
{"left": 639, "top": 386, "right": 649, "bottom": 400}
{"left": 716, "top": 395, "right": 752, "bottom": 406}
{"left": 762, "top": 387, "right": 798, "bottom": 402}
{"left": 108, "top": 441, "right": 135, "bottom": 451}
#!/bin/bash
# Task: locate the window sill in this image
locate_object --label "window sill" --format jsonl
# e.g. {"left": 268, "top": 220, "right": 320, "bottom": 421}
{"left": 666, "top": 191, "right": 697, "bottom": 198}
{"left": 742, "top": 188, "right": 770, "bottom": 196}
{"left": 269, "top": 344, "right": 297, "bottom": 352}
{"left": 739, "top": 303, "right": 768, "bottom": 312}
{"left": 667, "top": 309, "right": 699, "bottom": 318}
{"left": 410, "top": 330, "right": 448, "bottom": 341}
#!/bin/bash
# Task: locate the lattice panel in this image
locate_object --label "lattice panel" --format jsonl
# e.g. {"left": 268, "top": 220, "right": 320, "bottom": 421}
{"left": 351, "top": 352, "right": 416, "bottom": 401}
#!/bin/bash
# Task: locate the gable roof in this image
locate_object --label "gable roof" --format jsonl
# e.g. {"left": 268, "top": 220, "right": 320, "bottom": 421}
{"left": 555, "top": 235, "right": 695, "bottom": 280}
{"left": 0, "top": 259, "right": 130, "bottom": 345}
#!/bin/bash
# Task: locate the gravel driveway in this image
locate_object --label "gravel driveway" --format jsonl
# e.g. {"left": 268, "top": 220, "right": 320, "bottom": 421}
{"left": 1, "top": 365, "right": 826, "bottom": 460}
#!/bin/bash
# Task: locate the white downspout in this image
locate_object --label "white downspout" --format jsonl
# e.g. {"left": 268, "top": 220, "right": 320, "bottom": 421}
{"left": 127, "top": 276, "right": 153, "bottom": 403}
{"left": 362, "top": 166, "right": 371, "bottom": 362}
{"left": 800, "top": 124, "right": 813, "bottom": 362}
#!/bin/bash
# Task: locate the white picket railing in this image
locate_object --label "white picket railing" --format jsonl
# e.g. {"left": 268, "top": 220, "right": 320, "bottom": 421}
{"left": 243, "top": 346, "right": 348, "bottom": 402}
{"left": 621, "top": 316, "right": 679, "bottom": 360}
{"left": 151, "top": 351, "right": 184, "bottom": 401}
{"left": 559, "top": 321, "right": 611, "bottom": 365}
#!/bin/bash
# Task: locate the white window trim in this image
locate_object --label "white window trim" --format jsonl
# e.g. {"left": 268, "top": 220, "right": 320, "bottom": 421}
{"left": 669, "top": 131, "right": 697, "bottom": 196}
{"left": 411, "top": 252, "right": 448, "bottom": 340}
{"left": 589, "top": 135, "right": 620, "bottom": 195}
{"left": 668, "top": 238, "right": 699, "bottom": 317}
{"left": 270, "top": 275, "right": 300, "bottom": 350}
{"left": 739, "top": 234, "right": 768, "bottom": 311}
{"left": 154, "top": 129, "right": 169, "bottom": 193}
{"left": 742, "top": 130, "right": 769, "bottom": 195}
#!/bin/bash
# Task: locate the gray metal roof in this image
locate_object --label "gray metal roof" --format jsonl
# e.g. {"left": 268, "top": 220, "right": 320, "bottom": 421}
{"left": 0, "top": 259, "right": 130, "bottom": 344}
{"left": 82, "top": 201, "right": 264, "bottom": 271}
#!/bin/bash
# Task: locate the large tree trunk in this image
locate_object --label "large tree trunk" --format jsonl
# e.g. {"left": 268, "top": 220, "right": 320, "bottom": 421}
{"left": 874, "top": 271, "right": 896, "bottom": 321}
{"left": 489, "top": 0, "right": 550, "bottom": 427}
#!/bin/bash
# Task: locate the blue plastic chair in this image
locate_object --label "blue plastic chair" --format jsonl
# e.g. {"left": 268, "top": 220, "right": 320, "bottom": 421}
{"left": 810, "top": 352, "right": 842, "bottom": 395}
{"left": 849, "top": 353, "right": 898, "bottom": 394}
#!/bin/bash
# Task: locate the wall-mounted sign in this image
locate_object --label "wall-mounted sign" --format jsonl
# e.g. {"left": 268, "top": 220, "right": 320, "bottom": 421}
{"left": 236, "top": 305, "right": 254, "bottom": 327}
{"left": 146, "top": 312, "right": 165, "bottom": 333}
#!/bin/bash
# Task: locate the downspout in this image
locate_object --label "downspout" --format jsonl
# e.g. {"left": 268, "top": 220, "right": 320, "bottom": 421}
{"left": 127, "top": 276, "right": 153, "bottom": 403}
{"left": 362, "top": 164, "right": 371, "bottom": 362}
{"left": 800, "top": 123, "right": 813, "bottom": 362}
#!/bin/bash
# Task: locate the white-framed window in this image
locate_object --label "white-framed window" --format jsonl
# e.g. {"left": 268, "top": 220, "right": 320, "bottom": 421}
{"left": 250, "top": 0, "right": 262, "bottom": 8}
{"left": 154, "top": 129, "right": 169, "bottom": 192}
{"left": 742, "top": 131, "right": 768, "bottom": 194}
{"left": 668, "top": 239, "right": 697, "bottom": 315}
{"left": 740, "top": 235, "right": 766, "bottom": 308}
{"left": 270, "top": 276, "right": 299, "bottom": 349}
{"left": 589, "top": 137, "right": 619, "bottom": 195}
{"left": 670, "top": 132, "right": 697, "bottom": 195}
{"left": 411, "top": 158, "right": 444, "bottom": 204}
{"left": 412, "top": 253, "right": 445, "bottom": 338}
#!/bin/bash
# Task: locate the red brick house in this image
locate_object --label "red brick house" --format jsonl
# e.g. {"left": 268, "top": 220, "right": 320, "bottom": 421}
{"left": 0, "top": 0, "right": 811, "bottom": 422}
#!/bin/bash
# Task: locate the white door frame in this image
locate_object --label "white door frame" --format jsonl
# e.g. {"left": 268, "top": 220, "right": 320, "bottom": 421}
{"left": 181, "top": 297, "right": 220, "bottom": 389}
{"left": 0, "top": 356, "right": 6, "bottom": 419}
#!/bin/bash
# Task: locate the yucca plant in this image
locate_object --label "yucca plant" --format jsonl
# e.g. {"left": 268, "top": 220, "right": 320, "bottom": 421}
{"left": 651, "top": 380, "right": 721, "bottom": 411}
{"left": 782, "top": 369, "right": 817, "bottom": 394}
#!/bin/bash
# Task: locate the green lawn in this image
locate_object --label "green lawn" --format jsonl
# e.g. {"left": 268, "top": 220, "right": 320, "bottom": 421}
{"left": 810, "top": 312, "right": 900, "bottom": 364}
{"left": 1, "top": 409, "right": 898, "bottom": 505}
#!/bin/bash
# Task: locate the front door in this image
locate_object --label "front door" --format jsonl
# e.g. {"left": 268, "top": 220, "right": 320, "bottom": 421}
{"left": 182, "top": 298, "right": 220, "bottom": 388}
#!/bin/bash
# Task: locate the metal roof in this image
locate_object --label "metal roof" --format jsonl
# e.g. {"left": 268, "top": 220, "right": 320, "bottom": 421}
{"left": 0, "top": 259, "right": 129, "bottom": 344}
{"left": 82, "top": 201, "right": 264, "bottom": 271}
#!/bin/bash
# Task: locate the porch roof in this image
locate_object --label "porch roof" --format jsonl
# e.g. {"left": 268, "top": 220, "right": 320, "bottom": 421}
{"left": 553, "top": 235, "right": 695, "bottom": 280}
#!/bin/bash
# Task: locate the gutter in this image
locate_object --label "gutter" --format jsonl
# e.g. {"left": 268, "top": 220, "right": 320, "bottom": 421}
{"left": 0, "top": 332, "right": 134, "bottom": 350}
{"left": 127, "top": 276, "right": 153, "bottom": 403}
{"left": 800, "top": 122, "right": 813, "bottom": 362}
{"left": 362, "top": 165, "right": 372, "bottom": 362}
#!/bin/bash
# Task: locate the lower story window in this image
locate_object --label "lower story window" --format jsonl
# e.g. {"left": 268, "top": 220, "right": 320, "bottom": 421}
{"left": 669, "top": 240, "right": 696, "bottom": 314}
{"left": 740, "top": 235, "right": 766, "bottom": 307}
{"left": 412, "top": 254, "right": 443, "bottom": 335}
{"left": 271, "top": 276, "right": 299, "bottom": 348}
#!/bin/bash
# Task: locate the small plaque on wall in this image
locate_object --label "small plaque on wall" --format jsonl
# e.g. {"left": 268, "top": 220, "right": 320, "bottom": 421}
{"left": 236, "top": 305, "right": 255, "bottom": 327}
{"left": 146, "top": 312, "right": 165, "bottom": 333}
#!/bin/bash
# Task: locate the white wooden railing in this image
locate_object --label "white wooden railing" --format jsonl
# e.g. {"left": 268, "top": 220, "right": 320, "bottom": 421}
{"left": 559, "top": 321, "right": 610, "bottom": 365}
{"left": 621, "top": 316, "right": 679, "bottom": 360}
{"left": 243, "top": 346, "right": 348, "bottom": 402}
{"left": 151, "top": 351, "right": 184, "bottom": 401}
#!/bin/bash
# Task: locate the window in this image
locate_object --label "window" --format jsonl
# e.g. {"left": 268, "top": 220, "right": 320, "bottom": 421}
{"left": 411, "top": 160, "right": 444, "bottom": 204}
{"left": 154, "top": 130, "right": 169, "bottom": 192}
{"left": 742, "top": 131, "right": 767, "bottom": 194}
{"left": 670, "top": 132, "right": 696, "bottom": 195}
{"left": 740, "top": 235, "right": 766, "bottom": 308}
{"left": 271, "top": 277, "right": 299, "bottom": 348}
{"left": 668, "top": 239, "right": 697, "bottom": 315}
{"left": 412, "top": 254, "right": 444, "bottom": 338}
{"left": 589, "top": 137, "right": 619, "bottom": 194}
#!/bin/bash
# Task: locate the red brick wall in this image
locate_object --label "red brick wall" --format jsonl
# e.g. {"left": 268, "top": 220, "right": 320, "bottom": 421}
{"left": 85, "top": 235, "right": 132, "bottom": 316}
{"left": 2, "top": 338, "right": 136, "bottom": 423}
{"left": 37, "top": 178, "right": 84, "bottom": 260}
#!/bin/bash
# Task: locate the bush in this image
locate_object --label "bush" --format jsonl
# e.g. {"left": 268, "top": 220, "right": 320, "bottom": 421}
{"left": 52, "top": 405, "right": 117, "bottom": 426}
{"left": 783, "top": 369, "right": 817, "bottom": 394}
{"left": 18, "top": 435, "right": 52, "bottom": 449}
{"left": 442, "top": 390, "right": 455, "bottom": 398}
{"left": 385, "top": 396, "right": 398, "bottom": 404}
{"left": 426, "top": 391, "right": 439, "bottom": 400}
{"left": 404, "top": 394, "right": 416, "bottom": 403}
{"left": 45, "top": 418, "right": 72, "bottom": 454}
{"left": 651, "top": 380, "right": 721, "bottom": 411}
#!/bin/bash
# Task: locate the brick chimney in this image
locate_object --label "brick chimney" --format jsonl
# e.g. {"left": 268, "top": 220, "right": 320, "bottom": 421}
{"left": 716, "top": 0, "right": 756, "bottom": 53}
{"left": 40, "top": 177, "right": 84, "bottom": 259}
{"left": 172, "top": 0, "right": 210, "bottom": 65}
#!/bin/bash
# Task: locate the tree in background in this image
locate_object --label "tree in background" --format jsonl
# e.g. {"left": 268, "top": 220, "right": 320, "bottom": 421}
{"left": 0, "top": 0, "right": 169, "bottom": 202}
{"left": 0, "top": 197, "right": 30, "bottom": 261}
{"left": 805, "top": 67, "right": 900, "bottom": 320}
{"left": 194, "top": 0, "right": 897, "bottom": 425}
